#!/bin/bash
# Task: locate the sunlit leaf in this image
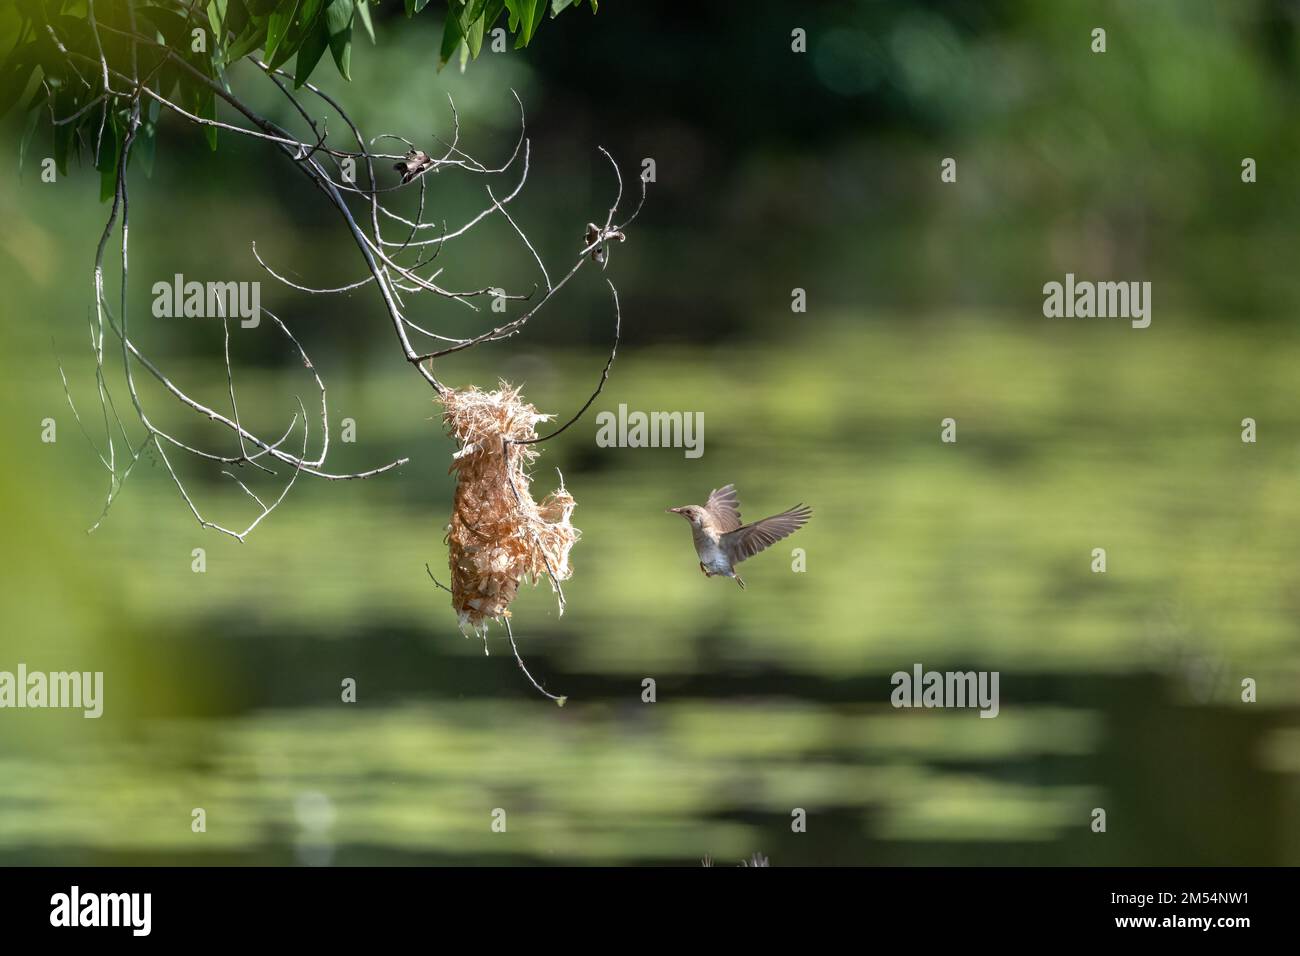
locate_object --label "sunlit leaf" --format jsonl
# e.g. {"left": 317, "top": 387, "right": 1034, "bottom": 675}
{"left": 294, "top": 18, "right": 330, "bottom": 87}
{"left": 356, "top": 0, "right": 375, "bottom": 43}
{"left": 504, "top": 0, "right": 545, "bottom": 48}
{"left": 223, "top": 22, "right": 267, "bottom": 64}
{"left": 324, "top": 0, "right": 355, "bottom": 80}
{"left": 264, "top": 0, "right": 300, "bottom": 62}
{"left": 206, "top": 0, "right": 229, "bottom": 37}
{"left": 438, "top": 1, "right": 465, "bottom": 69}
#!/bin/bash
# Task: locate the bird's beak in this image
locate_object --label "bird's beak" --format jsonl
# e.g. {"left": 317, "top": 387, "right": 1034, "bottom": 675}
{"left": 666, "top": 507, "right": 682, "bottom": 515}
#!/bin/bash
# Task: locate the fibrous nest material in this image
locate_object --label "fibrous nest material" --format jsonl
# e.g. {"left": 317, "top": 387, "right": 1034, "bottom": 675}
{"left": 440, "top": 382, "right": 578, "bottom": 637}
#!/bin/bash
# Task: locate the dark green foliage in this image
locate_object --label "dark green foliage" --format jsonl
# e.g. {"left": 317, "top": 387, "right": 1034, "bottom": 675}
{"left": 0, "top": 0, "right": 597, "bottom": 188}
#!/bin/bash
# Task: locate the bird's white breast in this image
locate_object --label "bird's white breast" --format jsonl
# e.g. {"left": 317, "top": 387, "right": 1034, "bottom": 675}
{"left": 695, "top": 537, "right": 732, "bottom": 575}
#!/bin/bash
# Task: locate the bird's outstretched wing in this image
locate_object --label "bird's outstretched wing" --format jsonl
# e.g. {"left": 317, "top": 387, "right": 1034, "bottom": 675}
{"left": 722, "top": 504, "right": 812, "bottom": 564}
{"left": 705, "top": 484, "right": 743, "bottom": 532}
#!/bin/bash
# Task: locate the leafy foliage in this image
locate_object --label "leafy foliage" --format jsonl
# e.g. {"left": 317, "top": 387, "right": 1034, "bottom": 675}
{"left": 0, "top": 0, "right": 597, "bottom": 185}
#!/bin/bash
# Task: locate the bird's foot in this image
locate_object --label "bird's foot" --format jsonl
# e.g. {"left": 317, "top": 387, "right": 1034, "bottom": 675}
{"left": 699, "top": 562, "right": 710, "bottom": 577}
{"left": 735, "top": 575, "right": 745, "bottom": 590}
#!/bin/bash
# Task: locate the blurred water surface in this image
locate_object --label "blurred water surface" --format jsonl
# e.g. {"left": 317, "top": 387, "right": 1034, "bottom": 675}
{"left": 1, "top": 322, "right": 1298, "bottom": 864}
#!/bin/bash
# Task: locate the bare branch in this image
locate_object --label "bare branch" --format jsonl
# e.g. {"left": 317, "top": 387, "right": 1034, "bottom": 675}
{"left": 54, "top": 21, "right": 646, "bottom": 561}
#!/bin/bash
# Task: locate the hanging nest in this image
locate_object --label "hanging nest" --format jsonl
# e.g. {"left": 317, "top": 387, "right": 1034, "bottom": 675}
{"left": 439, "top": 381, "right": 579, "bottom": 642}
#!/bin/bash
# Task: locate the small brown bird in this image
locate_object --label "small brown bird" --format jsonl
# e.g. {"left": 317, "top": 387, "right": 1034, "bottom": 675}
{"left": 668, "top": 484, "right": 811, "bottom": 589}
{"left": 394, "top": 147, "right": 434, "bottom": 184}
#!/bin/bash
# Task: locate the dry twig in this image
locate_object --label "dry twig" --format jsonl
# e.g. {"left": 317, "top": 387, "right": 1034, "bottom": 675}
{"left": 52, "top": 1, "right": 646, "bottom": 697}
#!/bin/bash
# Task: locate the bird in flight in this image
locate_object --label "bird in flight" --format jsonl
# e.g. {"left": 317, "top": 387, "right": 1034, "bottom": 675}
{"left": 667, "top": 484, "right": 812, "bottom": 589}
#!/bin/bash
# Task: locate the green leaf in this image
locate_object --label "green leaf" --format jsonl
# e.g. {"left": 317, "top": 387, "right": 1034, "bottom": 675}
{"left": 466, "top": 0, "right": 503, "bottom": 58}
{"left": 0, "top": 48, "right": 37, "bottom": 119}
{"left": 356, "top": 0, "right": 375, "bottom": 43}
{"left": 17, "top": 105, "right": 40, "bottom": 175}
{"left": 527, "top": 0, "right": 546, "bottom": 41}
{"left": 224, "top": 22, "right": 267, "bottom": 63}
{"left": 464, "top": 16, "right": 483, "bottom": 58}
{"left": 181, "top": 74, "right": 219, "bottom": 152}
{"left": 96, "top": 111, "right": 121, "bottom": 204}
{"left": 135, "top": 98, "right": 161, "bottom": 178}
{"left": 294, "top": 19, "right": 330, "bottom": 87}
{"left": 51, "top": 93, "right": 73, "bottom": 176}
{"left": 200, "top": 91, "right": 218, "bottom": 151}
{"left": 264, "top": 0, "right": 300, "bottom": 62}
{"left": 267, "top": 28, "right": 303, "bottom": 72}
{"left": 483, "top": 0, "right": 507, "bottom": 36}
{"left": 333, "top": 34, "right": 353, "bottom": 78}
{"left": 99, "top": 160, "right": 118, "bottom": 203}
{"left": 438, "top": 1, "right": 465, "bottom": 69}
{"left": 267, "top": 0, "right": 326, "bottom": 74}
{"left": 225, "top": 0, "right": 252, "bottom": 36}
{"left": 135, "top": 8, "right": 193, "bottom": 50}
{"left": 207, "top": 0, "right": 229, "bottom": 37}
{"left": 134, "top": 123, "right": 157, "bottom": 179}
{"left": 324, "top": 0, "right": 355, "bottom": 80}
{"left": 504, "top": 0, "right": 545, "bottom": 47}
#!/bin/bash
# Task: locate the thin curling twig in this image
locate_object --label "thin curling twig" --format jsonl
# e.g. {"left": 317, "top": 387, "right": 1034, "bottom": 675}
{"left": 504, "top": 616, "right": 566, "bottom": 707}
{"left": 514, "top": 279, "right": 621, "bottom": 446}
